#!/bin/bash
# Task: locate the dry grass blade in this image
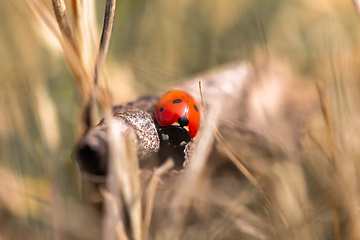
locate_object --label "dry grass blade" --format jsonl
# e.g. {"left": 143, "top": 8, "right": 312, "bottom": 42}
{"left": 218, "top": 124, "right": 291, "bottom": 230}
{"left": 71, "top": 0, "right": 84, "bottom": 58}
{"left": 51, "top": 0, "right": 76, "bottom": 49}
{"left": 27, "top": 0, "right": 98, "bottom": 135}
{"left": 25, "top": 0, "right": 62, "bottom": 47}
{"left": 94, "top": 0, "right": 117, "bottom": 85}
{"left": 101, "top": 186, "right": 126, "bottom": 240}
{"left": 316, "top": 82, "right": 336, "bottom": 164}
{"left": 164, "top": 91, "right": 221, "bottom": 239}
{"left": 104, "top": 118, "right": 142, "bottom": 240}
{"left": 352, "top": 0, "right": 360, "bottom": 17}
{"left": 26, "top": 0, "right": 92, "bottom": 96}
{"left": 71, "top": 0, "right": 97, "bottom": 76}
{"left": 307, "top": 130, "right": 331, "bottom": 160}
{"left": 198, "top": 81, "right": 288, "bottom": 227}
{"left": 123, "top": 129, "right": 142, "bottom": 240}
{"left": 316, "top": 81, "right": 340, "bottom": 240}
{"left": 143, "top": 159, "right": 175, "bottom": 240}
{"left": 116, "top": 222, "right": 130, "bottom": 240}
{"left": 82, "top": 0, "right": 116, "bottom": 131}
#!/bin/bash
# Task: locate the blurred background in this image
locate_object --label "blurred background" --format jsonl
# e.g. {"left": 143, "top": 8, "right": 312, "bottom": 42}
{"left": 0, "top": 0, "right": 360, "bottom": 239}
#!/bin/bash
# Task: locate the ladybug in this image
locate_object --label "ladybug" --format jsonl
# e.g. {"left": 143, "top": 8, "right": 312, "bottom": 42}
{"left": 155, "top": 90, "right": 200, "bottom": 146}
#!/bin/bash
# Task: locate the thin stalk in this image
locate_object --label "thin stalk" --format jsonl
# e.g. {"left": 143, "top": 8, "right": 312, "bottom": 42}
{"left": 51, "top": 0, "right": 77, "bottom": 49}
{"left": 94, "top": 0, "right": 116, "bottom": 85}
{"left": 316, "top": 81, "right": 340, "bottom": 240}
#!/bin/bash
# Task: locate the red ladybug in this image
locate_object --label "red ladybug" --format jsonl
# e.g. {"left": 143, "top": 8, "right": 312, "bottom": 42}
{"left": 155, "top": 90, "right": 200, "bottom": 139}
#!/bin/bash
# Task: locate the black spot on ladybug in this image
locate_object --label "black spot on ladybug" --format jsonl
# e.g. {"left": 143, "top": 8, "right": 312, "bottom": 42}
{"left": 178, "top": 116, "right": 189, "bottom": 126}
{"left": 159, "top": 107, "right": 164, "bottom": 112}
{"left": 194, "top": 104, "right": 199, "bottom": 112}
{"left": 172, "top": 99, "right": 182, "bottom": 104}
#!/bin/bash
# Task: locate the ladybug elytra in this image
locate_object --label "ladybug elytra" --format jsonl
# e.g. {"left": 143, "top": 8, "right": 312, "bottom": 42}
{"left": 155, "top": 90, "right": 200, "bottom": 140}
